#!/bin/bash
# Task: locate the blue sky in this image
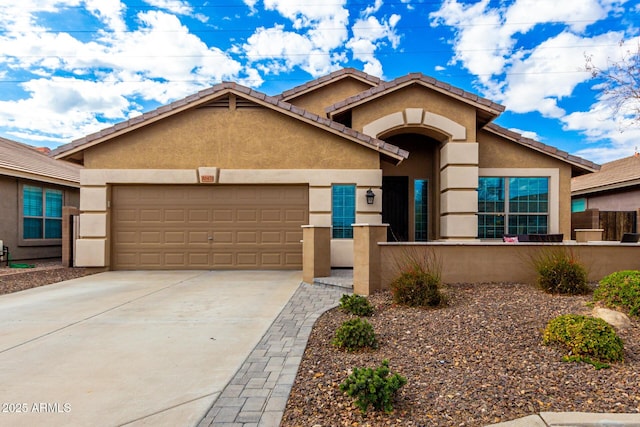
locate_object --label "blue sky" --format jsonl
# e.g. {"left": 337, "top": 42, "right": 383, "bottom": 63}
{"left": 0, "top": 0, "right": 639, "bottom": 163}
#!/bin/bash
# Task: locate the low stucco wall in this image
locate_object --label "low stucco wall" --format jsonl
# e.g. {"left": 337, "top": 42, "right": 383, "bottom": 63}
{"left": 379, "top": 242, "right": 640, "bottom": 288}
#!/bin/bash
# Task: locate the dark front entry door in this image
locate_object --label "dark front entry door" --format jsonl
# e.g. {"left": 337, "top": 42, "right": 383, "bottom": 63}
{"left": 382, "top": 176, "right": 408, "bottom": 241}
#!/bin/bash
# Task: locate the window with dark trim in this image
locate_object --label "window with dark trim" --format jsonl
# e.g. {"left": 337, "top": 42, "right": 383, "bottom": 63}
{"left": 332, "top": 184, "right": 355, "bottom": 239}
{"left": 22, "top": 185, "right": 63, "bottom": 240}
{"left": 478, "top": 177, "right": 549, "bottom": 238}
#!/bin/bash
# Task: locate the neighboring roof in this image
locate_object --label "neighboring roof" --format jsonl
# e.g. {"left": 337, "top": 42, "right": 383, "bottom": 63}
{"left": 0, "top": 137, "right": 81, "bottom": 187}
{"left": 52, "top": 82, "right": 408, "bottom": 164}
{"left": 326, "top": 72, "right": 505, "bottom": 124}
{"left": 572, "top": 154, "right": 640, "bottom": 195}
{"left": 484, "top": 123, "right": 600, "bottom": 174}
{"left": 276, "top": 67, "right": 382, "bottom": 102}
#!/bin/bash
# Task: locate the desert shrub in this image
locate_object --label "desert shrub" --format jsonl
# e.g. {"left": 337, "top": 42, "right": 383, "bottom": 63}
{"left": 332, "top": 318, "right": 378, "bottom": 351}
{"left": 339, "top": 294, "right": 374, "bottom": 316}
{"left": 594, "top": 270, "right": 640, "bottom": 317}
{"left": 542, "top": 314, "right": 624, "bottom": 369}
{"left": 388, "top": 248, "right": 445, "bottom": 307}
{"left": 532, "top": 248, "right": 589, "bottom": 295}
{"left": 339, "top": 359, "right": 407, "bottom": 413}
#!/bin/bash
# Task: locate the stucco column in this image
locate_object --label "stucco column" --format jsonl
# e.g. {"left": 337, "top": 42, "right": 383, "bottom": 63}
{"left": 440, "top": 142, "right": 479, "bottom": 240}
{"left": 302, "top": 226, "right": 331, "bottom": 284}
{"left": 352, "top": 224, "right": 388, "bottom": 296}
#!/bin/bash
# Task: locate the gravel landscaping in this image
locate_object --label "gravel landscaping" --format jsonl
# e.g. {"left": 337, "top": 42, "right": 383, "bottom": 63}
{"left": 0, "top": 261, "right": 97, "bottom": 295}
{"left": 281, "top": 283, "right": 640, "bottom": 427}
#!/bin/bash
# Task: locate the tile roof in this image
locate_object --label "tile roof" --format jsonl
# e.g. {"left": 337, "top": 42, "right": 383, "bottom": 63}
{"left": 325, "top": 72, "right": 505, "bottom": 117}
{"left": 51, "top": 82, "right": 408, "bottom": 163}
{"left": 484, "top": 123, "right": 600, "bottom": 173}
{"left": 276, "top": 67, "right": 382, "bottom": 101}
{"left": 0, "top": 137, "right": 81, "bottom": 186}
{"left": 572, "top": 154, "right": 640, "bottom": 194}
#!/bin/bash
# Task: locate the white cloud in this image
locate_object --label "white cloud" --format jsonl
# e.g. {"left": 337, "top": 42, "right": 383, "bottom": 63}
{"left": 347, "top": 14, "right": 401, "bottom": 78}
{"left": 430, "top": 0, "right": 637, "bottom": 161}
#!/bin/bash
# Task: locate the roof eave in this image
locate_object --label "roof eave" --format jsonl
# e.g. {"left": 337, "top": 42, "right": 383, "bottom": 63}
{"left": 572, "top": 178, "right": 640, "bottom": 196}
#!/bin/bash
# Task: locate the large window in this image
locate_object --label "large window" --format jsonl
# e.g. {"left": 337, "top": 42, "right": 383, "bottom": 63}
{"left": 478, "top": 177, "right": 548, "bottom": 238}
{"left": 414, "top": 179, "right": 428, "bottom": 241}
{"left": 332, "top": 184, "right": 356, "bottom": 239}
{"left": 23, "top": 185, "right": 63, "bottom": 240}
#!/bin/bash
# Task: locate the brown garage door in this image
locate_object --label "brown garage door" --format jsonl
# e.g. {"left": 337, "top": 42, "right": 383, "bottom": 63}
{"left": 111, "top": 185, "right": 308, "bottom": 270}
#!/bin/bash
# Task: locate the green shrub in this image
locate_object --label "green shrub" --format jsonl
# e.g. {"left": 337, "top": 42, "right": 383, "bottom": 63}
{"left": 594, "top": 270, "right": 640, "bottom": 317}
{"left": 339, "top": 294, "right": 374, "bottom": 316}
{"left": 532, "top": 248, "right": 589, "bottom": 295}
{"left": 332, "top": 318, "right": 378, "bottom": 351}
{"left": 339, "top": 359, "right": 407, "bottom": 413}
{"left": 542, "top": 314, "right": 624, "bottom": 369}
{"left": 389, "top": 268, "right": 444, "bottom": 307}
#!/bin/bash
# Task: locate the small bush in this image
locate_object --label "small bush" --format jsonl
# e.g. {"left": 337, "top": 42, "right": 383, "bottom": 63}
{"left": 387, "top": 249, "right": 444, "bottom": 307}
{"left": 339, "top": 294, "right": 374, "bottom": 316}
{"left": 339, "top": 359, "right": 407, "bottom": 413}
{"left": 532, "top": 248, "right": 589, "bottom": 295}
{"left": 332, "top": 318, "right": 378, "bottom": 351}
{"left": 542, "top": 314, "right": 624, "bottom": 369}
{"left": 594, "top": 270, "right": 640, "bottom": 317}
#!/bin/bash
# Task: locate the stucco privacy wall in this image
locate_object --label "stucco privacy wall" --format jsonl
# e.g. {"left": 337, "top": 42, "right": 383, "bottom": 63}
{"left": 76, "top": 169, "right": 382, "bottom": 267}
{"left": 378, "top": 243, "right": 640, "bottom": 288}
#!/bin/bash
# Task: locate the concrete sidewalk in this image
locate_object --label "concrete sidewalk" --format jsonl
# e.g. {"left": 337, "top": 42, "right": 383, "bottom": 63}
{"left": 487, "top": 412, "right": 640, "bottom": 426}
{"left": 0, "top": 270, "right": 300, "bottom": 427}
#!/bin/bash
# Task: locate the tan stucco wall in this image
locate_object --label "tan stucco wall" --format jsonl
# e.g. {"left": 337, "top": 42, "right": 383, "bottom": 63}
{"left": 284, "top": 78, "right": 375, "bottom": 117}
{"left": 379, "top": 242, "right": 640, "bottom": 287}
{"left": 478, "top": 130, "right": 573, "bottom": 237}
{"left": 350, "top": 85, "right": 478, "bottom": 142}
{"left": 83, "top": 106, "right": 380, "bottom": 170}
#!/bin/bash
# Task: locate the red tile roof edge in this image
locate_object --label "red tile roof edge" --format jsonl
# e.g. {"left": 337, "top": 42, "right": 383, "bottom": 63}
{"left": 276, "top": 68, "right": 382, "bottom": 101}
{"left": 485, "top": 123, "right": 599, "bottom": 172}
{"left": 325, "top": 73, "right": 505, "bottom": 115}
{"left": 51, "top": 81, "right": 408, "bottom": 162}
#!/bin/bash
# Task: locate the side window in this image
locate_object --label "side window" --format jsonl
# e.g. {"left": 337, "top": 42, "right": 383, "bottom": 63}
{"left": 23, "top": 185, "right": 63, "bottom": 240}
{"left": 332, "top": 184, "right": 355, "bottom": 239}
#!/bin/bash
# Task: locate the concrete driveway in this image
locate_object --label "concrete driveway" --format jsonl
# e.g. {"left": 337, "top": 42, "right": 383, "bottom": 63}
{"left": 0, "top": 270, "right": 301, "bottom": 427}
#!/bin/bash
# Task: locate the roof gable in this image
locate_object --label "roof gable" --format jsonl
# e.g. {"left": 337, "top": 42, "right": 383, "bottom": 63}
{"left": 484, "top": 123, "right": 599, "bottom": 174}
{"left": 52, "top": 82, "right": 408, "bottom": 164}
{"left": 326, "top": 73, "right": 505, "bottom": 125}
{"left": 0, "top": 137, "right": 80, "bottom": 187}
{"left": 276, "top": 68, "right": 382, "bottom": 102}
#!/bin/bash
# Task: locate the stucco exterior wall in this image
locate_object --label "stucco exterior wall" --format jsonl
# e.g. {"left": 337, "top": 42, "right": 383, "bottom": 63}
{"left": 478, "top": 130, "right": 573, "bottom": 237}
{"left": 84, "top": 106, "right": 380, "bottom": 170}
{"left": 284, "top": 78, "right": 376, "bottom": 117}
{"left": 581, "top": 188, "right": 640, "bottom": 211}
{"left": 350, "top": 86, "right": 478, "bottom": 142}
{"left": 0, "top": 175, "right": 79, "bottom": 261}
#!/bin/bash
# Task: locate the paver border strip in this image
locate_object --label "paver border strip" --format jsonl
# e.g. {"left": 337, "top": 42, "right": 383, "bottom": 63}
{"left": 197, "top": 282, "right": 348, "bottom": 427}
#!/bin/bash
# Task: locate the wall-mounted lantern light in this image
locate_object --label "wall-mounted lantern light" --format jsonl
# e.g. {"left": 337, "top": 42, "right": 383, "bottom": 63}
{"left": 366, "top": 188, "right": 375, "bottom": 205}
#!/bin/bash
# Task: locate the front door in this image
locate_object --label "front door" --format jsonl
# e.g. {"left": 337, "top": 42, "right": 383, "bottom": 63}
{"left": 382, "top": 176, "right": 408, "bottom": 241}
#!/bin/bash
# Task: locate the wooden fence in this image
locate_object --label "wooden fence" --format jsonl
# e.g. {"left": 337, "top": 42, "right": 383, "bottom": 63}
{"left": 571, "top": 208, "right": 638, "bottom": 241}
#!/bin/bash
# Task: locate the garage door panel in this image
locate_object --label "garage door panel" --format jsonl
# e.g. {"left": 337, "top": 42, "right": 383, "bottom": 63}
{"left": 141, "top": 231, "right": 162, "bottom": 244}
{"left": 164, "top": 210, "right": 186, "bottom": 222}
{"left": 112, "top": 185, "right": 308, "bottom": 270}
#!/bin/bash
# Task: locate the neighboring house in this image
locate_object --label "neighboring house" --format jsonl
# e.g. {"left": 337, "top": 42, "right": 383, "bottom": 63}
{"left": 52, "top": 68, "right": 598, "bottom": 271}
{"left": 0, "top": 137, "right": 81, "bottom": 261}
{"left": 572, "top": 154, "right": 640, "bottom": 211}
{"left": 571, "top": 154, "right": 640, "bottom": 239}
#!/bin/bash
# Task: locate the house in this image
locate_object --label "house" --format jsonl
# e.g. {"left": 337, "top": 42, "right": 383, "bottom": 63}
{"left": 571, "top": 154, "right": 640, "bottom": 239}
{"left": 0, "top": 137, "right": 81, "bottom": 261}
{"left": 51, "top": 68, "right": 598, "bottom": 271}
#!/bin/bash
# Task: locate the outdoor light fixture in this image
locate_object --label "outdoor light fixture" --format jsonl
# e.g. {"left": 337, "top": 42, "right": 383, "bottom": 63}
{"left": 366, "top": 188, "right": 375, "bottom": 205}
